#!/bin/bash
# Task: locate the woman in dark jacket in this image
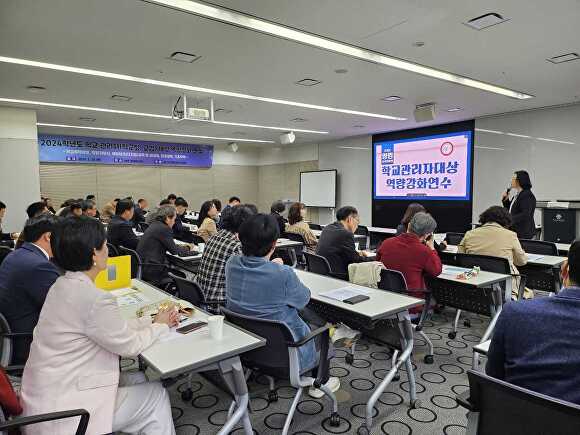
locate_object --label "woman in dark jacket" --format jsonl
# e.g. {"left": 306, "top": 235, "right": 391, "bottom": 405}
{"left": 270, "top": 200, "right": 287, "bottom": 235}
{"left": 502, "top": 170, "right": 537, "bottom": 239}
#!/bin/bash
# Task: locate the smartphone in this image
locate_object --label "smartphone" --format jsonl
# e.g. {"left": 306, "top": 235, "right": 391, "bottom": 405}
{"left": 176, "top": 321, "right": 207, "bottom": 334}
{"left": 344, "top": 295, "right": 370, "bottom": 305}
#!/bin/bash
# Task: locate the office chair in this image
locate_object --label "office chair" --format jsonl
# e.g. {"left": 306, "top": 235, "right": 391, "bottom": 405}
{"left": 117, "top": 246, "right": 143, "bottom": 279}
{"left": 0, "top": 247, "right": 11, "bottom": 267}
{"left": 355, "top": 225, "right": 369, "bottom": 250}
{"left": 222, "top": 308, "right": 341, "bottom": 434}
{"left": 304, "top": 252, "right": 332, "bottom": 276}
{"left": 190, "top": 234, "right": 206, "bottom": 245}
{"left": 283, "top": 232, "right": 307, "bottom": 268}
{"left": 519, "top": 239, "right": 558, "bottom": 256}
{"left": 106, "top": 243, "right": 119, "bottom": 257}
{"left": 168, "top": 273, "right": 222, "bottom": 312}
{"left": 445, "top": 232, "right": 465, "bottom": 245}
{"left": 308, "top": 223, "right": 322, "bottom": 231}
{"left": 457, "top": 370, "right": 580, "bottom": 435}
{"left": 0, "top": 312, "right": 31, "bottom": 370}
{"left": 517, "top": 239, "right": 561, "bottom": 294}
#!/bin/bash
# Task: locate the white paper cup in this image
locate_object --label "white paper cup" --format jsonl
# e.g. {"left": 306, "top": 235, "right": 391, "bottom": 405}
{"left": 198, "top": 243, "right": 205, "bottom": 254}
{"left": 207, "top": 315, "right": 224, "bottom": 340}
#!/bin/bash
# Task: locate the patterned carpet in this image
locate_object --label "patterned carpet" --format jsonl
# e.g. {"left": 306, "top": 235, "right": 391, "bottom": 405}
{"left": 124, "top": 308, "right": 488, "bottom": 435}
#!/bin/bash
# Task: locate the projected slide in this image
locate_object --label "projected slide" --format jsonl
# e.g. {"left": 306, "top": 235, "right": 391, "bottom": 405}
{"left": 373, "top": 131, "right": 473, "bottom": 201}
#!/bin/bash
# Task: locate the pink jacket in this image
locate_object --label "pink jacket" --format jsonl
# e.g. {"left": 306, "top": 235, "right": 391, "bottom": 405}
{"left": 20, "top": 272, "right": 168, "bottom": 435}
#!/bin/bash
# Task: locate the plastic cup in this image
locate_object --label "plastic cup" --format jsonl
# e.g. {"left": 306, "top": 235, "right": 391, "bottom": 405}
{"left": 207, "top": 315, "right": 224, "bottom": 340}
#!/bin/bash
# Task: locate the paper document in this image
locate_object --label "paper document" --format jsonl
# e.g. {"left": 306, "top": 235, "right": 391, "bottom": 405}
{"left": 319, "top": 286, "right": 372, "bottom": 302}
{"left": 445, "top": 245, "right": 459, "bottom": 253}
{"left": 115, "top": 291, "right": 150, "bottom": 307}
{"left": 527, "top": 254, "right": 545, "bottom": 262}
{"left": 440, "top": 265, "right": 471, "bottom": 276}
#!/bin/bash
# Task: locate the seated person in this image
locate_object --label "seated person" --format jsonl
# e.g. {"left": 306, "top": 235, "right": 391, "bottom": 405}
{"left": 196, "top": 205, "right": 255, "bottom": 310}
{"left": 286, "top": 202, "right": 317, "bottom": 248}
{"left": 0, "top": 213, "right": 60, "bottom": 365}
{"left": 81, "top": 199, "right": 97, "bottom": 218}
{"left": 270, "top": 200, "right": 287, "bottom": 235}
{"left": 100, "top": 198, "right": 119, "bottom": 223}
{"left": 486, "top": 240, "right": 580, "bottom": 404}
{"left": 167, "top": 193, "right": 177, "bottom": 205}
{"left": 137, "top": 205, "right": 194, "bottom": 287}
{"left": 43, "top": 197, "right": 56, "bottom": 214}
{"left": 197, "top": 200, "right": 219, "bottom": 242}
{"left": 107, "top": 199, "right": 139, "bottom": 250}
{"left": 396, "top": 203, "right": 426, "bottom": 235}
{"left": 172, "top": 197, "right": 194, "bottom": 242}
{"left": 20, "top": 216, "right": 177, "bottom": 434}
{"left": 458, "top": 206, "right": 529, "bottom": 299}
{"left": 376, "top": 212, "right": 442, "bottom": 291}
{"left": 316, "top": 206, "right": 370, "bottom": 279}
{"left": 26, "top": 201, "right": 49, "bottom": 219}
{"left": 133, "top": 198, "right": 148, "bottom": 226}
{"left": 0, "top": 201, "right": 19, "bottom": 247}
{"left": 225, "top": 214, "right": 342, "bottom": 397}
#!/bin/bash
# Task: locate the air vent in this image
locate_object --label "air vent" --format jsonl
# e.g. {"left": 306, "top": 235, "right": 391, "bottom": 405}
{"left": 26, "top": 85, "right": 46, "bottom": 94}
{"left": 168, "top": 51, "right": 202, "bottom": 63}
{"left": 295, "top": 78, "right": 322, "bottom": 87}
{"left": 111, "top": 94, "right": 132, "bottom": 102}
{"left": 381, "top": 96, "right": 401, "bottom": 102}
{"left": 291, "top": 117, "right": 308, "bottom": 122}
{"left": 464, "top": 13, "right": 509, "bottom": 30}
{"left": 547, "top": 53, "right": 580, "bottom": 64}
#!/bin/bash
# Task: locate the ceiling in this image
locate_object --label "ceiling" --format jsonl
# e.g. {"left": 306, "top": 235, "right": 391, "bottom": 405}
{"left": 1, "top": 0, "right": 579, "bottom": 148}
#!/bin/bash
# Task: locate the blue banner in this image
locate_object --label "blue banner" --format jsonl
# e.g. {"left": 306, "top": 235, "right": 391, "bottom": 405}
{"left": 38, "top": 134, "right": 213, "bottom": 168}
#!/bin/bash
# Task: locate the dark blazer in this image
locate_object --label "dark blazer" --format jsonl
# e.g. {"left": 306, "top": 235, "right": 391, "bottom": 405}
{"left": 136, "top": 220, "right": 190, "bottom": 285}
{"left": 487, "top": 287, "right": 580, "bottom": 405}
{"left": 316, "top": 222, "right": 365, "bottom": 279}
{"left": 172, "top": 213, "right": 195, "bottom": 243}
{"left": 0, "top": 243, "right": 60, "bottom": 365}
{"left": 107, "top": 215, "right": 139, "bottom": 250}
{"left": 503, "top": 188, "right": 536, "bottom": 239}
{"left": 133, "top": 206, "right": 146, "bottom": 226}
{"left": 272, "top": 212, "right": 287, "bottom": 236}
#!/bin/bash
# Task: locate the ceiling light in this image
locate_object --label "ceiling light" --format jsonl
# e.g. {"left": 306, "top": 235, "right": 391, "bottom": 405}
{"left": 78, "top": 117, "right": 96, "bottom": 122}
{"left": 111, "top": 94, "right": 132, "bottom": 102}
{"left": 168, "top": 51, "right": 201, "bottom": 63}
{"left": 0, "top": 97, "right": 328, "bottom": 134}
{"left": 36, "top": 122, "right": 275, "bottom": 143}
{"left": 295, "top": 78, "right": 322, "bottom": 87}
{"left": 505, "top": 132, "right": 531, "bottom": 138}
{"left": 0, "top": 56, "right": 405, "bottom": 120}
{"left": 381, "top": 96, "right": 402, "bottom": 102}
{"left": 537, "top": 137, "right": 575, "bottom": 145}
{"left": 26, "top": 85, "right": 46, "bottom": 94}
{"left": 475, "top": 128, "right": 504, "bottom": 134}
{"left": 412, "top": 42, "right": 425, "bottom": 47}
{"left": 446, "top": 107, "right": 463, "bottom": 112}
{"left": 334, "top": 68, "right": 348, "bottom": 74}
{"left": 464, "top": 13, "right": 509, "bottom": 30}
{"left": 143, "top": 0, "right": 533, "bottom": 99}
{"left": 547, "top": 53, "right": 580, "bottom": 64}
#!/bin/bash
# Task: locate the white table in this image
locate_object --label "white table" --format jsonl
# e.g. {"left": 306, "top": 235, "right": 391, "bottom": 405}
{"left": 367, "top": 226, "right": 397, "bottom": 235}
{"left": 120, "top": 280, "right": 265, "bottom": 435}
{"left": 556, "top": 243, "right": 571, "bottom": 254}
{"left": 444, "top": 245, "right": 566, "bottom": 268}
{"left": 311, "top": 229, "right": 366, "bottom": 242}
{"left": 295, "top": 270, "right": 423, "bottom": 432}
{"left": 275, "top": 238, "right": 304, "bottom": 249}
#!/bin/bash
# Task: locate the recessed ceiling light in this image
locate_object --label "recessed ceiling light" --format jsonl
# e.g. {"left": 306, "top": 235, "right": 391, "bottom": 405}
{"left": 353, "top": 125, "right": 366, "bottom": 128}
{"left": 537, "top": 137, "right": 575, "bottom": 145}
{"left": 168, "top": 51, "right": 202, "bottom": 63}
{"left": 381, "top": 96, "right": 402, "bottom": 102}
{"left": 505, "top": 132, "right": 531, "bottom": 138}
{"left": 291, "top": 117, "right": 308, "bottom": 122}
{"left": 0, "top": 97, "right": 329, "bottom": 134}
{"left": 143, "top": 0, "right": 532, "bottom": 99}
{"left": 295, "top": 78, "right": 322, "bottom": 87}
{"left": 111, "top": 94, "right": 132, "bottom": 102}
{"left": 334, "top": 68, "right": 348, "bottom": 74}
{"left": 0, "top": 56, "right": 404, "bottom": 120}
{"left": 446, "top": 107, "right": 463, "bottom": 112}
{"left": 464, "top": 13, "right": 509, "bottom": 30}
{"left": 26, "top": 85, "right": 46, "bottom": 94}
{"left": 36, "top": 122, "right": 275, "bottom": 143}
{"left": 78, "top": 117, "right": 96, "bottom": 122}
{"left": 547, "top": 53, "right": 580, "bottom": 64}
{"left": 412, "top": 41, "right": 425, "bottom": 47}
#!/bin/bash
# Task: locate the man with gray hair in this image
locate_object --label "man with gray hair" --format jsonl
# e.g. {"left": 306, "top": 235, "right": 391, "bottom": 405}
{"left": 376, "top": 211, "right": 442, "bottom": 290}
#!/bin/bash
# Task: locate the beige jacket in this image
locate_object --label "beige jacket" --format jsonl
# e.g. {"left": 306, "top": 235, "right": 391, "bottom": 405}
{"left": 348, "top": 261, "right": 385, "bottom": 288}
{"left": 21, "top": 272, "right": 168, "bottom": 435}
{"left": 198, "top": 217, "right": 217, "bottom": 242}
{"left": 286, "top": 220, "right": 318, "bottom": 247}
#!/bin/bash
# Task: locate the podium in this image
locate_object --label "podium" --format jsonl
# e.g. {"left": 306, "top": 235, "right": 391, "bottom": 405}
{"left": 537, "top": 201, "right": 580, "bottom": 243}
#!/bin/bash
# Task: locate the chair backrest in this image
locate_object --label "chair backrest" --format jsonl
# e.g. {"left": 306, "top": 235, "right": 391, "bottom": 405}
{"left": 221, "top": 308, "right": 294, "bottom": 377}
{"left": 519, "top": 239, "right": 558, "bottom": 256}
{"left": 465, "top": 369, "right": 580, "bottom": 435}
{"left": 445, "top": 232, "right": 465, "bottom": 245}
{"left": 308, "top": 223, "right": 322, "bottom": 231}
{"left": 355, "top": 225, "right": 369, "bottom": 237}
{"left": 283, "top": 232, "right": 305, "bottom": 257}
{"left": 106, "top": 243, "right": 119, "bottom": 257}
{"left": 455, "top": 253, "right": 511, "bottom": 275}
{"left": 378, "top": 269, "right": 408, "bottom": 294}
{"left": 136, "top": 222, "right": 149, "bottom": 233}
{"left": 0, "top": 248, "right": 11, "bottom": 267}
{"left": 304, "top": 252, "right": 332, "bottom": 276}
{"left": 191, "top": 234, "right": 206, "bottom": 245}
{"left": 169, "top": 273, "right": 205, "bottom": 307}
{"left": 118, "top": 246, "right": 142, "bottom": 279}
{"left": 0, "top": 313, "right": 13, "bottom": 368}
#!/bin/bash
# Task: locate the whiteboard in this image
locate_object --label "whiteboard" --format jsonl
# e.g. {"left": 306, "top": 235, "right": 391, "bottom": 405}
{"left": 300, "top": 170, "right": 337, "bottom": 208}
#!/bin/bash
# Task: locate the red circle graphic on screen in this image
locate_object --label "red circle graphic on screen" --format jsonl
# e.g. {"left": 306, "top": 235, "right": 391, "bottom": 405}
{"left": 440, "top": 141, "right": 454, "bottom": 156}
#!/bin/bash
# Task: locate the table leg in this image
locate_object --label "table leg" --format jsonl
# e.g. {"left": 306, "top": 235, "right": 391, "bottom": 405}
{"left": 217, "top": 357, "right": 253, "bottom": 435}
{"left": 473, "top": 295, "right": 502, "bottom": 369}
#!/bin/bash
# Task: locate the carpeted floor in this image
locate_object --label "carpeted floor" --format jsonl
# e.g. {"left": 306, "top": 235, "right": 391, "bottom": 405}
{"left": 124, "top": 308, "right": 488, "bottom": 434}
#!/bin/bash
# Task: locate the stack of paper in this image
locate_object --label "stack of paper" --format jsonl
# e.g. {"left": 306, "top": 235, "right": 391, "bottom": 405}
{"left": 319, "top": 286, "right": 371, "bottom": 302}
{"left": 110, "top": 288, "right": 150, "bottom": 307}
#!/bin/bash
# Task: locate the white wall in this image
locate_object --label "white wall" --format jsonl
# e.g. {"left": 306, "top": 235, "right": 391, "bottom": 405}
{"left": 0, "top": 107, "right": 40, "bottom": 231}
{"left": 259, "top": 143, "right": 319, "bottom": 165}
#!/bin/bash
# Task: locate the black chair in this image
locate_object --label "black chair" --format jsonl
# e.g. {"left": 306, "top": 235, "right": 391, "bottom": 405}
{"left": 283, "top": 232, "right": 307, "bottom": 268}
{"left": 222, "top": 308, "right": 340, "bottom": 434}
{"left": 308, "top": 223, "right": 322, "bottom": 231}
{"left": 355, "top": 225, "right": 369, "bottom": 250}
{"left": 190, "top": 234, "right": 206, "bottom": 245}
{"left": 0, "top": 247, "right": 12, "bottom": 267}
{"left": 168, "top": 273, "right": 221, "bottom": 312}
{"left": 519, "top": 239, "right": 558, "bottom": 256}
{"left": 445, "top": 232, "right": 465, "bottom": 245}
{"left": 457, "top": 370, "right": 580, "bottom": 435}
{"left": 517, "top": 239, "right": 561, "bottom": 293}
{"left": 0, "top": 312, "right": 31, "bottom": 370}
{"left": 117, "top": 246, "right": 143, "bottom": 279}
{"left": 106, "top": 243, "right": 119, "bottom": 257}
{"left": 0, "top": 402, "right": 90, "bottom": 435}
{"left": 304, "top": 252, "right": 332, "bottom": 276}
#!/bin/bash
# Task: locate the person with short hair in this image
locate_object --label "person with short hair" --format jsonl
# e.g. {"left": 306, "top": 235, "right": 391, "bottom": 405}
{"left": 196, "top": 205, "right": 255, "bottom": 310}
{"left": 107, "top": 199, "right": 139, "bottom": 250}
{"left": 134, "top": 198, "right": 148, "bottom": 226}
{"left": 501, "top": 170, "right": 537, "bottom": 239}
{"left": 159, "top": 198, "right": 171, "bottom": 206}
{"left": 101, "top": 198, "right": 119, "bottom": 224}
{"left": 486, "top": 240, "right": 580, "bottom": 404}
{"left": 286, "top": 202, "right": 317, "bottom": 248}
{"left": 26, "top": 201, "right": 48, "bottom": 219}
{"left": 228, "top": 197, "right": 241, "bottom": 207}
{"left": 197, "top": 200, "right": 219, "bottom": 242}
{"left": 172, "top": 197, "right": 193, "bottom": 242}
{"left": 0, "top": 213, "right": 60, "bottom": 365}
{"left": 376, "top": 212, "right": 442, "bottom": 290}
{"left": 459, "top": 205, "right": 529, "bottom": 299}
{"left": 316, "top": 206, "right": 370, "bottom": 279}
{"left": 270, "top": 200, "right": 287, "bottom": 235}
{"left": 81, "top": 199, "right": 97, "bottom": 218}
{"left": 20, "top": 217, "right": 177, "bottom": 434}
{"left": 396, "top": 203, "right": 426, "bottom": 235}
{"left": 0, "top": 201, "right": 19, "bottom": 245}
{"left": 167, "top": 193, "right": 177, "bottom": 205}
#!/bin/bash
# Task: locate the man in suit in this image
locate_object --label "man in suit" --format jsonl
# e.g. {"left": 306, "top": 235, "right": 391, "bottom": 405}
{"left": 172, "top": 197, "right": 194, "bottom": 242}
{"left": 81, "top": 199, "right": 97, "bottom": 218}
{"left": 501, "top": 170, "right": 537, "bottom": 239}
{"left": 487, "top": 240, "right": 580, "bottom": 404}
{"left": 316, "top": 206, "right": 370, "bottom": 279}
{"left": 133, "top": 198, "right": 148, "bottom": 226}
{"left": 107, "top": 199, "right": 139, "bottom": 250}
{"left": 0, "top": 213, "right": 60, "bottom": 365}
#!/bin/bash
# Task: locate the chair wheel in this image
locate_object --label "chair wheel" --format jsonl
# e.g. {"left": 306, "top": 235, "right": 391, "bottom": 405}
{"left": 268, "top": 390, "right": 278, "bottom": 403}
{"left": 357, "top": 425, "right": 370, "bottom": 435}
{"left": 181, "top": 389, "right": 193, "bottom": 401}
{"left": 448, "top": 331, "right": 457, "bottom": 339}
{"left": 410, "top": 399, "right": 421, "bottom": 409}
{"left": 424, "top": 354, "right": 434, "bottom": 364}
{"left": 345, "top": 353, "right": 354, "bottom": 365}
{"left": 463, "top": 319, "right": 471, "bottom": 327}
{"left": 329, "top": 412, "right": 341, "bottom": 427}
{"left": 393, "top": 372, "right": 401, "bottom": 382}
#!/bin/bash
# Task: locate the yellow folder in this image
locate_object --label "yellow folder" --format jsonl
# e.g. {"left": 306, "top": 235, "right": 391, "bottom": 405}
{"left": 95, "top": 255, "right": 132, "bottom": 290}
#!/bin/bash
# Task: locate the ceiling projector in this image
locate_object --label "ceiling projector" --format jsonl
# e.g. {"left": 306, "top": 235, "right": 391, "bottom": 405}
{"left": 280, "top": 131, "right": 296, "bottom": 145}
